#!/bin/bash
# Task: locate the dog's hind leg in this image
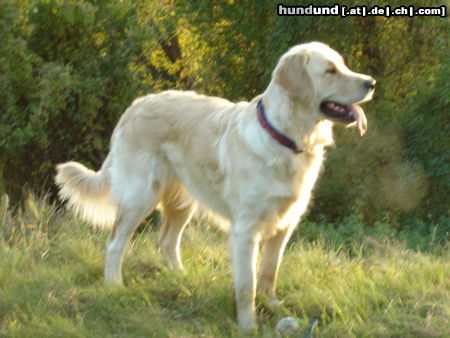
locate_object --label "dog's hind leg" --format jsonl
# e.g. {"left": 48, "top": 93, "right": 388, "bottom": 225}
{"left": 158, "top": 186, "right": 196, "bottom": 271}
{"left": 105, "top": 206, "right": 151, "bottom": 284}
{"left": 104, "top": 167, "right": 163, "bottom": 284}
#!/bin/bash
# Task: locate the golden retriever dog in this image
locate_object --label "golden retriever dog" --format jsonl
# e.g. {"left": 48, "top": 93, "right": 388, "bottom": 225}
{"left": 55, "top": 42, "right": 375, "bottom": 331}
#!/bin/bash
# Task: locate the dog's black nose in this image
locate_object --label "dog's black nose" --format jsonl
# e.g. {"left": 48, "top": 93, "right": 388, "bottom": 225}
{"left": 364, "top": 79, "right": 376, "bottom": 91}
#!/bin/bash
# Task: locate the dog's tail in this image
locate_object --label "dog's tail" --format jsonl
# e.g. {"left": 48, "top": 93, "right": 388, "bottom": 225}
{"left": 55, "top": 159, "right": 116, "bottom": 230}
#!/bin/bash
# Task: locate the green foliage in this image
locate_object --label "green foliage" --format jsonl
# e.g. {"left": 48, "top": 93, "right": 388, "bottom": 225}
{"left": 1, "top": 0, "right": 148, "bottom": 197}
{"left": 401, "top": 39, "right": 450, "bottom": 217}
{"left": 300, "top": 203, "right": 449, "bottom": 253}
{"left": 0, "top": 0, "right": 448, "bottom": 235}
{"left": 1, "top": 195, "right": 449, "bottom": 336}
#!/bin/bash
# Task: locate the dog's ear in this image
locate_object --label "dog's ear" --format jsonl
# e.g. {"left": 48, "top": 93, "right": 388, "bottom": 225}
{"left": 274, "top": 50, "right": 315, "bottom": 103}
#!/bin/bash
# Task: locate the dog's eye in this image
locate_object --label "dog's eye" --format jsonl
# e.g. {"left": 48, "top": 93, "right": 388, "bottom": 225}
{"left": 326, "top": 67, "right": 337, "bottom": 74}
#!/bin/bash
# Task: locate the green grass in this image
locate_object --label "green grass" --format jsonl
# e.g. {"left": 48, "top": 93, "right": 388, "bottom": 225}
{"left": 1, "top": 194, "right": 449, "bottom": 337}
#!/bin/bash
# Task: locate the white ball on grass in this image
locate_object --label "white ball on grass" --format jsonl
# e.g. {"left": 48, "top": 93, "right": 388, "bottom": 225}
{"left": 275, "top": 316, "right": 300, "bottom": 334}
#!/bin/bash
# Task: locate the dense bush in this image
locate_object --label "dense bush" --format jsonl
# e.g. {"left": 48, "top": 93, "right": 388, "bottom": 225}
{"left": 0, "top": 0, "right": 448, "bottom": 241}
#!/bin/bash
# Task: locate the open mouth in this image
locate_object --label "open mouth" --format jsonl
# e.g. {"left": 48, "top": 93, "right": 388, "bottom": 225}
{"left": 320, "top": 101, "right": 368, "bottom": 136}
{"left": 320, "top": 101, "right": 356, "bottom": 123}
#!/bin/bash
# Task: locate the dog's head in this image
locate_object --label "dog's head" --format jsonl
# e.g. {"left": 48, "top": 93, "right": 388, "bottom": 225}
{"left": 274, "top": 42, "right": 375, "bottom": 135}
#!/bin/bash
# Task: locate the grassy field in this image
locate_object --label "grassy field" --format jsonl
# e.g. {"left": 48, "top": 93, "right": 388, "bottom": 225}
{"left": 1, "top": 195, "right": 449, "bottom": 337}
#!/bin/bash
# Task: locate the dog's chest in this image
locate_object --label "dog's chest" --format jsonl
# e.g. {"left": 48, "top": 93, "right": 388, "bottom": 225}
{"left": 258, "top": 152, "right": 325, "bottom": 235}
{"left": 271, "top": 151, "right": 323, "bottom": 198}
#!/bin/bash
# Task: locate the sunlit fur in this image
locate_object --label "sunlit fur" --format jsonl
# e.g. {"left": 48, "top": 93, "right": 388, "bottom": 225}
{"left": 55, "top": 42, "right": 374, "bottom": 331}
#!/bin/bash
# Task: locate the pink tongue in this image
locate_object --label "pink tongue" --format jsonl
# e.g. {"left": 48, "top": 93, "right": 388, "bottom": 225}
{"left": 350, "top": 104, "right": 368, "bottom": 136}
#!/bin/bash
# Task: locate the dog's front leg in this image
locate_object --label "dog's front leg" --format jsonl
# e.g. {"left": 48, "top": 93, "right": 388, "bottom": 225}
{"left": 258, "top": 226, "right": 294, "bottom": 305}
{"left": 230, "top": 227, "right": 260, "bottom": 332}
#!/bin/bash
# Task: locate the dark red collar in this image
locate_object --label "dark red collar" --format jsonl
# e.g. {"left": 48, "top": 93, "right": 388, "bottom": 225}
{"left": 256, "top": 100, "right": 302, "bottom": 154}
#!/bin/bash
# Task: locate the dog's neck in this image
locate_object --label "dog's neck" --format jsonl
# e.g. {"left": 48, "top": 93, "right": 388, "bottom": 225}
{"left": 260, "top": 81, "right": 334, "bottom": 153}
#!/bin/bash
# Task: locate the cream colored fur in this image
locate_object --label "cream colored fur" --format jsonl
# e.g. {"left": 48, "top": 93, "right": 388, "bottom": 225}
{"left": 55, "top": 42, "right": 374, "bottom": 331}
